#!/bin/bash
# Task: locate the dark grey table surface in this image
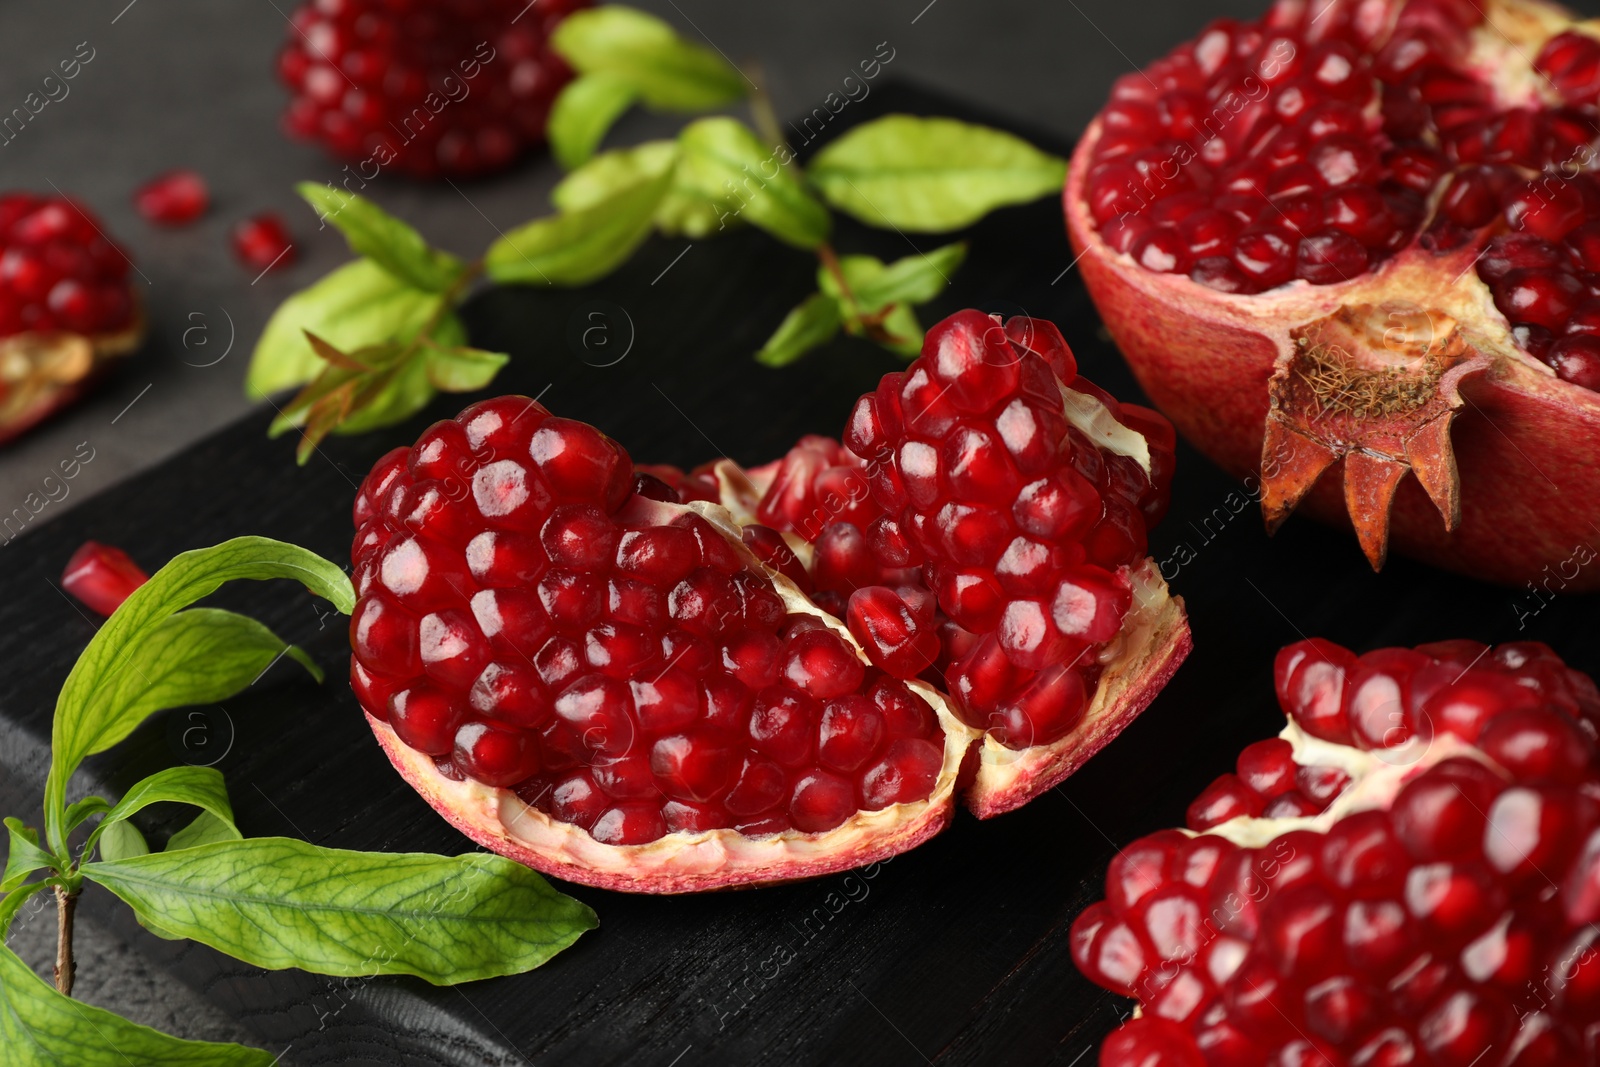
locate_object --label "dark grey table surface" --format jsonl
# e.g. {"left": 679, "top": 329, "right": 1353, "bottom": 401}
{"left": 3, "top": 0, "right": 1598, "bottom": 1056}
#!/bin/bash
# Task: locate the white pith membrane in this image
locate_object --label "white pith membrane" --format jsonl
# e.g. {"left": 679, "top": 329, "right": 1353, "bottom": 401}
{"left": 1193, "top": 719, "right": 1503, "bottom": 850}
{"left": 0, "top": 307, "right": 145, "bottom": 441}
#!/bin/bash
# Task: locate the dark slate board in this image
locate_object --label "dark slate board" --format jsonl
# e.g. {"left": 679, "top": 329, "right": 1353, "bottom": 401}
{"left": 2, "top": 82, "right": 1597, "bottom": 1066}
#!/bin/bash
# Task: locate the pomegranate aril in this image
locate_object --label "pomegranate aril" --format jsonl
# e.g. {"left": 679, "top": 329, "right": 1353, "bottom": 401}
{"left": 231, "top": 213, "right": 295, "bottom": 273}
{"left": 845, "top": 586, "right": 938, "bottom": 679}
{"left": 61, "top": 541, "right": 148, "bottom": 615}
{"left": 133, "top": 170, "right": 208, "bottom": 226}
{"left": 1546, "top": 335, "right": 1600, "bottom": 390}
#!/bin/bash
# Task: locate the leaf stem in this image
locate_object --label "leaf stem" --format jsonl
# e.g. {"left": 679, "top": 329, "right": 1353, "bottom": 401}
{"left": 54, "top": 885, "right": 78, "bottom": 997}
{"left": 745, "top": 61, "right": 787, "bottom": 156}
{"left": 816, "top": 243, "right": 897, "bottom": 345}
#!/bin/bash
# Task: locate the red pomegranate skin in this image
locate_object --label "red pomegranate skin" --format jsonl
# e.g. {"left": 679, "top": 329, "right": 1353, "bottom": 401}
{"left": 1064, "top": 0, "right": 1600, "bottom": 590}
{"left": 1067, "top": 194, "right": 1600, "bottom": 589}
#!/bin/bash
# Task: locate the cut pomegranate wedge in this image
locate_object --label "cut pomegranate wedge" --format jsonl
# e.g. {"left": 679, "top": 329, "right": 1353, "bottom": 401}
{"left": 350, "top": 312, "right": 1190, "bottom": 892}
{"left": 1076, "top": 637, "right": 1600, "bottom": 1066}
{"left": 0, "top": 192, "right": 143, "bottom": 443}
{"left": 1065, "top": 0, "right": 1600, "bottom": 585}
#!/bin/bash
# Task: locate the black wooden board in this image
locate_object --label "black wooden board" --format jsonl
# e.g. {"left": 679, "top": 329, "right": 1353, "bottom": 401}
{"left": 2, "top": 82, "right": 1598, "bottom": 1066}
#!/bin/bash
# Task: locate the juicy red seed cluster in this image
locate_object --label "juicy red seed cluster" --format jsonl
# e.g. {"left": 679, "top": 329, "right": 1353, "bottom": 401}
{"left": 843, "top": 310, "right": 1174, "bottom": 746}
{"left": 349, "top": 396, "right": 944, "bottom": 845}
{"left": 1083, "top": 0, "right": 1600, "bottom": 387}
{"left": 1078, "top": 638, "right": 1600, "bottom": 1067}
{"left": 231, "top": 214, "right": 296, "bottom": 274}
{"left": 61, "top": 540, "right": 148, "bottom": 617}
{"left": 132, "top": 170, "right": 209, "bottom": 226}
{"left": 277, "top": 0, "right": 588, "bottom": 179}
{"left": 633, "top": 463, "right": 719, "bottom": 506}
{"left": 753, "top": 434, "right": 882, "bottom": 544}
{"left": 0, "top": 193, "right": 134, "bottom": 337}
{"left": 1188, "top": 637, "right": 1600, "bottom": 831}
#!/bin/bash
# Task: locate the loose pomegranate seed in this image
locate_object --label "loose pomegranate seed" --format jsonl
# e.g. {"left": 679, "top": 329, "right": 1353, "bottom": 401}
{"left": 1078, "top": 637, "right": 1600, "bottom": 1064}
{"left": 132, "top": 170, "right": 209, "bottom": 226}
{"left": 61, "top": 541, "right": 149, "bottom": 615}
{"left": 351, "top": 396, "right": 949, "bottom": 844}
{"left": 276, "top": 0, "right": 589, "bottom": 179}
{"left": 231, "top": 214, "right": 295, "bottom": 273}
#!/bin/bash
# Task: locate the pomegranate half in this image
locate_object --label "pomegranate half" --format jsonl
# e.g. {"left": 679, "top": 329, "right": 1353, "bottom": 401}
{"left": 1075, "top": 637, "right": 1600, "bottom": 1065}
{"left": 1065, "top": 0, "right": 1600, "bottom": 587}
{"left": 348, "top": 311, "right": 1191, "bottom": 892}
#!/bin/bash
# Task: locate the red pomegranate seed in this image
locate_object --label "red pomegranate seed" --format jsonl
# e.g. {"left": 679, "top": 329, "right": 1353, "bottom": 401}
{"left": 231, "top": 213, "right": 295, "bottom": 273}
{"left": 61, "top": 541, "right": 149, "bottom": 615}
{"left": 133, "top": 170, "right": 209, "bottom": 226}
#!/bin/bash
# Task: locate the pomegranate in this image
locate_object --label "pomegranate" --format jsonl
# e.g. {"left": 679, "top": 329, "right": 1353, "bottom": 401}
{"left": 717, "top": 310, "right": 1188, "bottom": 817}
{"left": 62, "top": 541, "right": 149, "bottom": 616}
{"left": 276, "top": 0, "right": 588, "bottom": 179}
{"left": 349, "top": 314, "right": 1191, "bottom": 892}
{"left": 1075, "top": 637, "right": 1600, "bottom": 1065}
{"left": 1065, "top": 0, "right": 1600, "bottom": 587}
{"left": 0, "top": 192, "right": 142, "bottom": 443}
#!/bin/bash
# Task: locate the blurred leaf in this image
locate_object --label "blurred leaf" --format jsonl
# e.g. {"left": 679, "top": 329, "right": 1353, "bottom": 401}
{"left": 424, "top": 342, "right": 510, "bottom": 392}
{"left": 296, "top": 184, "right": 465, "bottom": 292}
{"left": 486, "top": 167, "right": 672, "bottom": 286}
{"left": 755, "top": 292, "right": 841, "bottom": 367}
{"left": 808, "top": 115, "right": 1067, "bottom": 232}
{"left": 247, "top": 260, "right": 450, "bottom": 397}
{"left": 549, "top": 72, "right": 640, "bottom": 169}
{"left": 553, "top": 141, "right": 730, "bottom": 239}
{"left": 552, "top": 6, "right": 746, "bottom": 111}
{"left": 677, "top": 118, "right": 829, "bottom": 249}
{"left": 98, "top": 821, "right": 149, "bottom": 862}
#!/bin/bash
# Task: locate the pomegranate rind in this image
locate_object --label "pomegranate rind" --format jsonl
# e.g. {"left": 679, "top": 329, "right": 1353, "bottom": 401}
{"left": 965, "top": 560, "right": 1192, "bottom": 818}
{"left": 0, "top": 311, "right": 145, "bottom": 445}
{"left": 1065, "top": 109, "right": 1600, "bottom": 589}
{"left": 366, "top": 498, "right": 977, "bottom": 893}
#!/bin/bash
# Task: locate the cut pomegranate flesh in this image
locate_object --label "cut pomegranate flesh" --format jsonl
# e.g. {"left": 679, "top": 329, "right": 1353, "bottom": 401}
{"left": 133, "top": 170, "right": 209, "bottom": 226}
{"left": 1066, "top": 0, "right": 1600, "bottom": 587}
{"left": 62, "top": 541, "right": 149, "bottom": 616}
{"left": 351, "top": 312, "right": 1191, "bottom": 892}
{"left": 0, "top": 192, "right": 143, "bottom": 443}
{"left": 1076, "top": 637, "right": 1600, "bottom": 1065}
{"left": 231, "top": 214, "right": 295, "bottom": 274}
{"left": 276, "top": 0, "right": 588, "bottom": 179}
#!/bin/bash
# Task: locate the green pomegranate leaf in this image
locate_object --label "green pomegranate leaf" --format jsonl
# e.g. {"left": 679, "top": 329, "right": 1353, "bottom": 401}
{"left": 165, "top": 810, "right": 242, "bottom": 852}
{"left": 84, "top": 839, "right": 598, "bottom": 985}
{"left": 62, "top": 797, "right": 110, "bottom": 835}
{"left": 486, "top": 166, "right": 671, "bottom": 286}
{"left": 424, "top": 341, "right": 511, "bottom": 392}
{"left": 677, "top": 117, "right": 829, "bottom": 249}
{"left": 98, "top": 821, "right": 149, "bottom": 862}
{"left": 45, "top": 540, "right": 351, "bottom": 850}
{"left": 831, "top": 242, "right": 967, "bottom": 311}
{"left": 549, "top": 71, "right": 640, "bottom": 169}
{"left": 552, "top": 6, "right": 746, "bottom": 112}
{"left": 755, "top": 291, "right": 842, "bottom": 367}
{"left": 247, "top": 259, "right": 453, "bottom": 398}
{"left": 86, "top": 767, "right": 236, "bottom": 859}
{"left": 808, "top": 115, "right": 1067, "bottom": 232}
{"left": 0, "top": 941, "right": 275, "bottom": 1066}
{"left": 2, "top": 820, "right": 54, "bottom": 891}
{"left": 552, "top": 141, "right": 730, "bottom": 239}
{"left": 0, "top": 883, "right": 47, "bottom": 936}
{"left": 296, "top": 183, "right": 465, "bottom": 293}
